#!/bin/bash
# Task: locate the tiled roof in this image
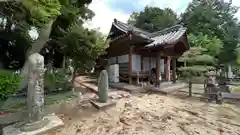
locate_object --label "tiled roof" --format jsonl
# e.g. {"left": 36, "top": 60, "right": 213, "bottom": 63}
{"left": 113, "top": 19, "right": 151, "bottom": 36}
{"left": 112, "top": 19, "right": 152, "bottom": 40}
{"left": 110, "top": 19, "right": 187, "bottom": 47}
{"left": 145, "top": 25, "right": 187, "bottom": 47}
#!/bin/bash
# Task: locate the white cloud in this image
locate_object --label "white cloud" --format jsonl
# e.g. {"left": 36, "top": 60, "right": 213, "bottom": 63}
{"left": 136, "top": 0, "right": 191, "bottom": 13}
{"left": 84, "top": 0, "right": 130, "bottom": 35}
{"left": 232, "top": 0, "right": 240, "bottom": 18}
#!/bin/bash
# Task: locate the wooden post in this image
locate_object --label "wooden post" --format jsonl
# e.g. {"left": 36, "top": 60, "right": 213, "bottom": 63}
{"left": 148, "top": 57, "right": 151, "bottom": 83}
{"left": 156, "top": 52, "right": 161, "bottom": 87}
{"left": 189, "top": 81, "right": 192, "bottom": 97}
{"left": 165, "top": 56, "right": 171, "bottom": 81}
{"left": 172, "top": 57, "right": 176, "bottom": 83}
{"left": 128, "top": 46, "right": 133, "bottom": 84}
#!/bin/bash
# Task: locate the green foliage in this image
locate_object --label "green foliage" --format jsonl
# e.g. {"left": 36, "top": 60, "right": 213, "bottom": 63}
{"left": 0, "top": 91, "right": 73, "bottom": 112}
{"left": 179, "top": 66, "right": 215, "bottom": 76}
{"left": 58, "top": 24, "right": 108, "bottom": 72}
{"left": 181, "top": 0, "right": 240, "bottom": 64}
{"left": 0, "top": 70, "right": 20, "bottom": 100}
{"left": 188, "top": 33, "right": 223, "bottom": 57}
{"left": 50, "top": 0, "right": 94, "bottom": 38}
{"left": 22, "top": 0, "right": 61, "bottom": 27}
{"left": 44, "top": 69, "right": 70, "bottom": 91}
{"left": 179, "top": 54, "right": 216, "bottom": 65}
{"left": 178, "top": 47, "right": 216, "bottom": 79}
{"left": 127, "top": 6, "right": 178, "bottom": 32}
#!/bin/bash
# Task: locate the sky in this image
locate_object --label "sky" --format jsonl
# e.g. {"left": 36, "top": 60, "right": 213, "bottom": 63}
{"left": 29, "top": 0, "right": 240, "bottom": 39}
{"left": 84, "top": 0, "right": 240, "bottom": 34}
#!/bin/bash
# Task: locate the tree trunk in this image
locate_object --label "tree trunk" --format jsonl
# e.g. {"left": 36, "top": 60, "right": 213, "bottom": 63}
{"left": 70, "top": 68, "right": 77, "bottom": 92}
{"left": 189, "top": 81, "right": 192, "bottom": 97}
{"left": 19, "top": 19, "right": 55, "bottom": 89}
{"left": 62, "top": 55, "right": 66, "bottom": 69}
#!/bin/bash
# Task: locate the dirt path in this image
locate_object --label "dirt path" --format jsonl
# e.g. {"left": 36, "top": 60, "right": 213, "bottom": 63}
{"left": 47, "top": 92, "right": 240, "bottom": 135}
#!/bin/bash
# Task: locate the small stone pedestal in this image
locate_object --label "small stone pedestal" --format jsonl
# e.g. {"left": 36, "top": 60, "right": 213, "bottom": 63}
{"left": 3, "top": 114, "right": 64, "bottom": 135}
{"left": 91, "top": 99, "right": 116, "bottom": 110}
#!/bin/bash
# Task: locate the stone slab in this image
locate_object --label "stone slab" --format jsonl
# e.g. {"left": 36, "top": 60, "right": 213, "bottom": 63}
{"left": 2, "top": 114, "right": 64, "bottom": 135}
{"left": 90, "top": 100, "right": 116, "bottom": 110}
{"left": 149, "top": 83, "right": 188, "bottom": 95}
{"left": 109, "top": 83, "right": 146, "bottom": 93}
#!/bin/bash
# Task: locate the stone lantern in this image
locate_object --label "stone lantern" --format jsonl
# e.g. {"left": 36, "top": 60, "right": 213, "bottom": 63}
{"left": 204, "top": 71, "right": 223, "bottom": 104}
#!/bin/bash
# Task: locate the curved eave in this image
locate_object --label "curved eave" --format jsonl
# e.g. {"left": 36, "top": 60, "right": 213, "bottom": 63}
{"left": 145, "top": 27, "right": 187, "bottom": 48}
{"left": 108, "top": 19, "right": 152, "bottom": 42}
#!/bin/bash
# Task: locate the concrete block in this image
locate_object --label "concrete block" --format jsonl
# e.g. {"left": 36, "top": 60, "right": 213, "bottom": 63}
{"left": 2, "top": 114, "right": 64, "bottom": 135}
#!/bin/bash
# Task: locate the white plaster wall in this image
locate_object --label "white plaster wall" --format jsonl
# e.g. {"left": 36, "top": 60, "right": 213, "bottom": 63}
{"left": 118, "top": 55, "right": 129, "bottom": 63}
{"left": 107, "top": 64, "right": 119, "bottom": 83}
{"left": 132, "top": 54, "right": 141, "bottom": 72}
{"left": 143, "top": 57, "right": 150, "bottom": 71}
{"left": 150, "top": 57, "right": 156, "bottom": 69}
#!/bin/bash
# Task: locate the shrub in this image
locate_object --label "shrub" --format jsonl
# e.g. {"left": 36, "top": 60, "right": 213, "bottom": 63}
{"left": 44, "top": 69, "right": 71, "bottom": 93}
{"left": 0, "top": 70, "right": 20, "bottom": 100}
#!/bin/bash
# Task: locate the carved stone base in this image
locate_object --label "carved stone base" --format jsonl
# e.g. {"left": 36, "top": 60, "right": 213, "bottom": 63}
{"left": 20, "top": 118, "right": 49, "bottom": 132}
{"left": 2, "top": 114, "right": 64, "bottom": 135}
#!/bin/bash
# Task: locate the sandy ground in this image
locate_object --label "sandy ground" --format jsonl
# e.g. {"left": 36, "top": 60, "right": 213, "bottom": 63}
{"left": 47, "top": 91, "right": 240, "bottom": 135}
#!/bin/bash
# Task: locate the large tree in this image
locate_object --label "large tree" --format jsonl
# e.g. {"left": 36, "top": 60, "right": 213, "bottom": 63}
{"left": 2, "top": 0, "right": 97, "bottom": 89}
{"left": 188, "top": 33, "right": 223, "bottom": 57}
{"left": 181, "top": 0, "right": 240, "bottom": 64}
{"left": 127, "top": 6, "right": 178, "bottom": 32}
{"left": 58, "top": 24, "right": 108, "bottom": 83}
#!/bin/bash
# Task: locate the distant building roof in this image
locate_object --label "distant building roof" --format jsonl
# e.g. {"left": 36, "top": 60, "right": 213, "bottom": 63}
{"left": 108, "top": 19, "right": 187, "bottom": 48}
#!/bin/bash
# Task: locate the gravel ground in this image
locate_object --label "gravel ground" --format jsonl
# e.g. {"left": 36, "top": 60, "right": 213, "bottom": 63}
{"left": 47, "top": 92, "right": 240, "bottom": 135}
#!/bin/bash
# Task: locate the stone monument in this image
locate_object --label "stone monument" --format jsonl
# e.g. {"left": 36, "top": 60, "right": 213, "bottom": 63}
{"left": 91, "top": 70, "right": 116, "bottom": 109}
{"left": 3, "top": 53, "right": 64, "bottom": 135}
{"left": 98, "top": 70, "right": 108, "bottom": 103}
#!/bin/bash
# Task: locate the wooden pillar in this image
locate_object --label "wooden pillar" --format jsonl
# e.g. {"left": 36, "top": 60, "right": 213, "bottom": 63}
{"left": 128, "top": 46, "right": 133, "bottom": 84}
{"left": 165, "top": 56, "right": 171, "bottom": 81}
{"left": 148, "top": 57, "right": 151, "bottom": 83}
{"left": 172, "top": 57, "right": 177, "bottom": 83}
{"left": 156, "top": 52, "right": 161, "bottom": 87}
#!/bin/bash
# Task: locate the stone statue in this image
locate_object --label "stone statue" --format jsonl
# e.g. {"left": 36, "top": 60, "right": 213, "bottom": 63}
{"left": 27, "top": 53, "right": 45, "bottom": 122}
{"left": 98, "top": 70, "right": 108, "bottom": 103}
{"left": 3, "top": 53, "right": 64, "bottom": 135}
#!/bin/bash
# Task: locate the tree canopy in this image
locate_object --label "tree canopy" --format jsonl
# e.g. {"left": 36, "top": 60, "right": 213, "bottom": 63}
{"left": 58, "top": 24, "right": 108, "bottom": 73}
{"left": 0, "top": 0, "right": 105, "bottom": 70}
{"left": 0, "top": 0, "right": 109, "bottom": 89}
{"left": 127, "top": 6, "right": 178, "bottom": 32}
{"left": 181, "top": 0, "right": 240, "bottom": 64}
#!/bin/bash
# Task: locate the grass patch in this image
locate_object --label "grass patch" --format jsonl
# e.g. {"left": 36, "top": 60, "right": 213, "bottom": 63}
{"left": 231, "top": 86, "right": 240, "bottom": 92}
{"left": 0, "top": 91, "right": 73, "bottom": 113}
